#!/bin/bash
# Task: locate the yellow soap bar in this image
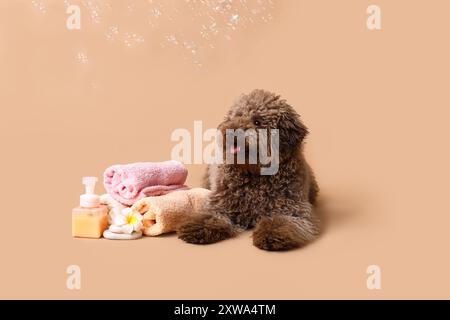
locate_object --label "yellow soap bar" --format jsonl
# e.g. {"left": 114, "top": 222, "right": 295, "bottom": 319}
{"left": 72, "top": 205, "right": 108, "bottom": 239}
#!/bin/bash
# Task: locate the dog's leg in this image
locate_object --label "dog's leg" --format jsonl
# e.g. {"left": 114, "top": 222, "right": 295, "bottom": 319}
{"left": 201, "top": 165, "right": 211, "bottom": 189}
{"left": 177, "top": 213, "right": 237, "bottom": 244}
{"left": 307, "top": 165, "right": 319, "bottom": 205}
{"left": 252, "top": 203, "right": 320, "bottom": 251}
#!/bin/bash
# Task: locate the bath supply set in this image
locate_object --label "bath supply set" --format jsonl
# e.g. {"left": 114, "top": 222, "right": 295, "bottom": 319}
{"left": 72, "top": 161, "right": 209, "bottom": 241}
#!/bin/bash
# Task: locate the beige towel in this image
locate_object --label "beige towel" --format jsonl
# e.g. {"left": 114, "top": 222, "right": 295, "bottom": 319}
{"left": 131, "top": 188, "right": 211, "bottom": 236}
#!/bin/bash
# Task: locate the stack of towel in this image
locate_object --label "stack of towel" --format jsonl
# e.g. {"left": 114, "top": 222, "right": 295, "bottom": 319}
{"left": 100, "top": 160, "right": 210, "bottom": 240}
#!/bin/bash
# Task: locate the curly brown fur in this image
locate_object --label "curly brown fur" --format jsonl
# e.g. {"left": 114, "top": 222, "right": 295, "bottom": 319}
{"left": 253, "top": 214, "right": 319, "bottom": 251}
{"left": 177, "top": 89, "right": 320, "bottom": 250}
{"left": 177, "top": 213, "right": 236, "bottom": 244}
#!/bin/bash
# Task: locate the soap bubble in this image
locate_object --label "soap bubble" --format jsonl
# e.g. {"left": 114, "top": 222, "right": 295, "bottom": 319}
{"left": 76, "top": 52, "right": 89, "bottom": 64}
{"left": 165, "top": 35, "right": 179, "bottom": 46}
{"left": 31, "top": 0, "right": 46, "bottom": 14}
{"left": 124, "top": 33, "right": 145, "bottom": 47}
{"left": 127, "top": 4, "right": 135, "bottom": 13}
{"left": 105, "top": 26, "right": 119, "bottom": 41}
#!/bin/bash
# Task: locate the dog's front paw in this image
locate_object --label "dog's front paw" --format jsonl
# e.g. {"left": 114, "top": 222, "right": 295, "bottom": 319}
{"left": 252, "top": 215, "right": 315, "bottom": 251}
{"left": 177, "top": 213, "right": 235, "bottom": 244}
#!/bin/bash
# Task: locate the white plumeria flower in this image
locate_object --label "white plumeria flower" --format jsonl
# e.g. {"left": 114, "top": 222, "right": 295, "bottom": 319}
{"left": 111, "top": 208, "right": 143, "bottom": 234}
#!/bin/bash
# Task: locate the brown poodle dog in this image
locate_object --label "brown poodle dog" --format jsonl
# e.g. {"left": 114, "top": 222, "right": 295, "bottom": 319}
{"left": 177, "top": 89, "right": 320, "bottom": 251}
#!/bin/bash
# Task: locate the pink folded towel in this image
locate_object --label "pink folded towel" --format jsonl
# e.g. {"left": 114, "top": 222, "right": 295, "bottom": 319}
{"left": 103, "top": 160, "right": 188, "bottom": 206}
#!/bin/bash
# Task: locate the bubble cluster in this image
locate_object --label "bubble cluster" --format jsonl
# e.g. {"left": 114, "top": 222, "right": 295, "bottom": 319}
{"left": 105, "top": 26, "right": 145, "bottom": 48}
{"left": 32, "top": 0, "right": 276, "bottom": 66}
{"left": 123, "top": 32, "right": 145, "bottom": 47}
{"left": 76, "top": 52, "right": 89, "bottom": 64}
{"left": 81, "top": 0, "right": 101, "bottom": 24}
{"left": 105, "top": 25, "right": 119, "bottom": 41}
{"left": 146, "top": 0, "right": 275, "bottom": 65}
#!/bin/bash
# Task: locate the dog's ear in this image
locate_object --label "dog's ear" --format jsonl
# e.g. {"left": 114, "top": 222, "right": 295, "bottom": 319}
{"left": 278, "top": 105, "right": 309, "bottom": 149}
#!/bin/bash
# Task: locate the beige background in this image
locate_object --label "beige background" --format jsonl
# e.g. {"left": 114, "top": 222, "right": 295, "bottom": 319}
{"left": 1, "top": 0, "right": 449, "bottom": 299}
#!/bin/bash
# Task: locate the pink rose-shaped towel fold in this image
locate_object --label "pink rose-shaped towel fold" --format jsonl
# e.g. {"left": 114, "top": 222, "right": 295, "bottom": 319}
{"left": 103, "top": 160, "right": 188, "bottom": 206}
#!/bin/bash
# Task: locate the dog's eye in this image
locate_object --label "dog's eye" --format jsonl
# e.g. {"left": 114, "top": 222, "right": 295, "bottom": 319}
{"left": 253, "top": 120, "right": 261, "bottom": 126}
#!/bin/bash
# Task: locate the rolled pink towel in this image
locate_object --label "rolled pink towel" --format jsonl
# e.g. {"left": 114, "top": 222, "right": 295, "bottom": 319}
{"left": 103, "top": 160, "right": 188, "bottom": 206}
